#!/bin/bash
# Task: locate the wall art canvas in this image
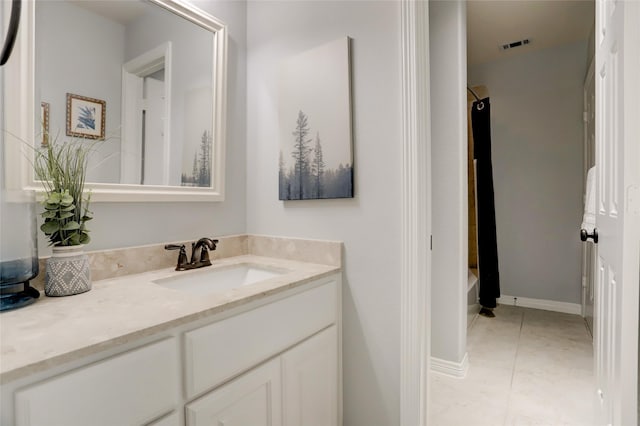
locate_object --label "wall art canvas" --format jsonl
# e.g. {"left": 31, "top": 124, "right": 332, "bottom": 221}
{"left": 278, "top": 37, "right": 353, "bottom": 200}
{"left": 66, "top": 93, "right": 106, "bottom": 140}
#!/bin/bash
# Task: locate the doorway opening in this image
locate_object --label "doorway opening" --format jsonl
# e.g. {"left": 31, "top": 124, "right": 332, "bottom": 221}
{"left": 429, "top": 1, "right": 597, "bottom": 424}
{"left": 121, "top": 42, "right": 172, "bottom": 185}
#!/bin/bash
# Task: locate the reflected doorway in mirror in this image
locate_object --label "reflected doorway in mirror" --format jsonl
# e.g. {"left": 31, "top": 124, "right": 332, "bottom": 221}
{"left": 121, "top": 42, "right": 172, "bottom": 186}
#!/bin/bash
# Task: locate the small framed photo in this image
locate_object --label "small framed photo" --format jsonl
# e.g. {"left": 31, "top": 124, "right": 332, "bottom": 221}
{"left": 66, "top": 93, "right": 106, "bottom": 140}
{"left": 40, "top": 101, "right": 50, "bottom": 147}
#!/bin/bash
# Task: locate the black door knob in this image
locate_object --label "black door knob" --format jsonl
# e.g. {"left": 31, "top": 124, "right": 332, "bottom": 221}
{"left": 580, "top": 228, "right": 598, "bottom": 244}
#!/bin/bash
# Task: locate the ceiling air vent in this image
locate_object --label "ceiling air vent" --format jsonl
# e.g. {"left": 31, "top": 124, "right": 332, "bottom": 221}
{"left": 500, "top": 38, "right": 531, "bottom": 51}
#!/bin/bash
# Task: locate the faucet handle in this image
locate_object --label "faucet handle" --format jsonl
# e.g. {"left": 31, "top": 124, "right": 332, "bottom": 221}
{"left": 164, "top": 244, "right": 188, "bottom": 271}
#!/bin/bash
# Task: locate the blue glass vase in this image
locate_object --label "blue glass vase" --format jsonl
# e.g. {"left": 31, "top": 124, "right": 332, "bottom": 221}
{"left": 0, "top": 189, "right": 40, "bottom": 311}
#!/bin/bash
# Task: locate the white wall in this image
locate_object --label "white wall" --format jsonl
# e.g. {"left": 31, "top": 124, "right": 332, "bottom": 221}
{"left": 468, "top": 40, "right": 587, "bottom": 304}
{"left": 246, "top": 2, "right": 402, "bottom": 424}
{"left": 36, "top": 2, "right": 124, "bottom": 183}
{"left": 35, "top": 0, "right": 247, "bottom": 254}
{"left": 429, "top": 0, "right": 468, "bottom": 365}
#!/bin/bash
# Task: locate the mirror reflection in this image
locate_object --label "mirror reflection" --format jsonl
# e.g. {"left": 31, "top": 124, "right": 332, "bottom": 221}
{"left": 35, "top": 0, "right": 216, "bottom": 187}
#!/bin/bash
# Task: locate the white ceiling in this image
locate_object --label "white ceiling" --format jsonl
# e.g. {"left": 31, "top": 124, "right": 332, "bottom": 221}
{"left": 66, "top": 0, "right": 148, "bottom": 26}
{"left": 467, "top": 0, "right": 595, "bottom": 65}
{"left": 67, "top": 0, "right": 594, "bottom": 65}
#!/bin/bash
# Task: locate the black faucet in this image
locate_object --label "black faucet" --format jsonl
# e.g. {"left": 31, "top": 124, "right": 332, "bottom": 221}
{"left": 165, "top": 238, "right": 219, "bottom": 271}
{"left": 191, "top": 238, "right": 218, "bottom": 266}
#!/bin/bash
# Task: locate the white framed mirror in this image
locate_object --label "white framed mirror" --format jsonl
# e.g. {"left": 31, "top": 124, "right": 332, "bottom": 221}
{"left": 3, "top": 0, "right": 227, "bottom": 202}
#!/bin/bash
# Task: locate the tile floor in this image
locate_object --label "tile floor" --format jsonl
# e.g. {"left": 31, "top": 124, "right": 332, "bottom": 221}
{"left": 429, "top": 305, "right": 594, "bottom": 426}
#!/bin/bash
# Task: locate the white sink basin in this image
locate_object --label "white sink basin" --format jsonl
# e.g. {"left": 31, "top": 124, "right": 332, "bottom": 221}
{"left": 153, "top": 264, "right": 286, "bottom": 295}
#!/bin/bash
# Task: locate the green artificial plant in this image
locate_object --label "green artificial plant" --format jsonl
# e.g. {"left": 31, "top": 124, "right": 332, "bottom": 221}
{"left": 33, "top": 139, "right": 93, "bottom": 246}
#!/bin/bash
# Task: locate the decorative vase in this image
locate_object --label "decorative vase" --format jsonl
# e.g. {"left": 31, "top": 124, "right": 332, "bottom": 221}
{"left": 45, "top": 245, "right": 91, "bottom": 297}
{"left": 0, "top": 190, "right": 40, "bottom": 310}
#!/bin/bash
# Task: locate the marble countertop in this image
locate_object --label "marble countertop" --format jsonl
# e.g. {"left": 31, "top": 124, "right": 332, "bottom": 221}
{"left": 0, "top": 255, "right": 339, "bottom": 383}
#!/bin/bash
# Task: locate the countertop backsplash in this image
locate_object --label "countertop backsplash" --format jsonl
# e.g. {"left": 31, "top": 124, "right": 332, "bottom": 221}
{"left": 30, "top": 234, "right": 341, "bottom": 291}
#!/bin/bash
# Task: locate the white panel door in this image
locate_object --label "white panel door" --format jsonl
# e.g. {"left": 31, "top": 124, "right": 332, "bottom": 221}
{"left": 185, "top": 358, "right": 282, "bottom": 426}
{"left": 594, "top": 1, "right": 640, "bottom": 425}
{"left": 282, "top": 326, "right": 338, "bottom": 426}
{"left": 582, "top": 58, "right": 596, "bottom": 336}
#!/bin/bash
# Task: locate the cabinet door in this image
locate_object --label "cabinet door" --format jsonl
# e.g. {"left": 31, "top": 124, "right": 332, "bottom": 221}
{"left": 185, "top": 358, "right": 282, "bottom": 426}
{"left": 14, "top": 338, "right": 178, "bottom": 426}
{"left": 282, "top": 326, "right": 338, "bottom": 426}
{"left": 148, "top": 412, "right": 180, "bottom": 426}
{"left": 184, "top": 280, "right": 337, "bottom": 398}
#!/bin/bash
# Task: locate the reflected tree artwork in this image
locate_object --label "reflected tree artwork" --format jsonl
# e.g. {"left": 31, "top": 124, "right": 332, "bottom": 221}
{"left": 181, "top": 130, "right": 212, "bottom": 187}
{"left": 278, "top": 38, "right": 353, "bottom": 200}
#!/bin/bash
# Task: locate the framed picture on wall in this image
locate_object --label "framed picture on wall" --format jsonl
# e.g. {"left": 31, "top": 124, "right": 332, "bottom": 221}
{"left": 66, "top": 93, "right": 106, "bottom": 140}
{"left": 278, "top": 37, "right": 354, "bottom": 200}
{"left": 40, "top": 101, "right": 50, "bottom": 147}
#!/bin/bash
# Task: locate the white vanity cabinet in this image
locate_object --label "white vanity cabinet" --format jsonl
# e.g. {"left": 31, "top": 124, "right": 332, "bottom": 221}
{"left": 185, "top": 358, "right": 283, "bottom": 426}
{"left": 282, "top": 325, "right": 338, "bottom": 426}
{"left": 2, "top": 274, "right": 341, "bottom": 426}
{"left": 13, "top": 338, "right": 180, "bottom": 426}
{"left": 186, "top": 325, "right": 338, "bottom": 426}
{"left": 184, "top": 276, "right": 339, "bottom": 426}
{"left": 183, "top": 278, "right": 338, "bottom": 398}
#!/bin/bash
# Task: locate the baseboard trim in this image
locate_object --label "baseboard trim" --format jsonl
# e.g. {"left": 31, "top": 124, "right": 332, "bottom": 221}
{"left": 431, "top": 353, "right": 469, "bottom": 378}
{"left": 498, "top": 294, "right": 581, "bottom": 315}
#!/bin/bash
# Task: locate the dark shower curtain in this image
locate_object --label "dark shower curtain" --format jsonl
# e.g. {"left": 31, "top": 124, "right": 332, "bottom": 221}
{"left": 471, "top": 98, "right": 500, "bottom": 309}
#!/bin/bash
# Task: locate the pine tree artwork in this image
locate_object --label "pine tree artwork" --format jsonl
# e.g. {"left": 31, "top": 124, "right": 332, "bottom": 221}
{"left": 279, "top": 110, "right": 352, "bottom": 200}
{"left": 278, "top": 37, "right": 353, "bottom": 200}
{"left": 311, "top": 132, "right": 325, "bottom": 198}
{"left": 291, "top": 111, "right": 313, "bottom": 199}
{"left": 181, "top": 130, "right": 212, "bottom": 187}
